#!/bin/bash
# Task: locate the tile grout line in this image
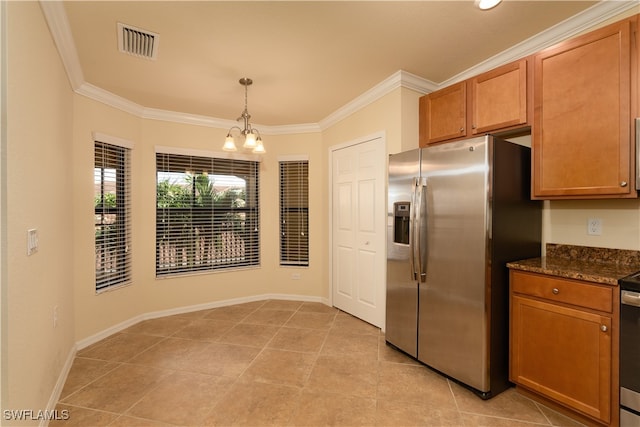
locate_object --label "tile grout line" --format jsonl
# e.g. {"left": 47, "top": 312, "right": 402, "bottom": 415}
{"left": 298, "top": 306, "right": 339, "bottom": 387}
{"left": 232, "top": 300, "right": 301, "bottom": 379}
{"left": 216, "top": 300, "right": 331, "bottom": 426}
{"left": 56, "top": 300, "right": 574, "bottom": 427}
{"left": 195, "top": 299, "right": 277, "bottom": 426}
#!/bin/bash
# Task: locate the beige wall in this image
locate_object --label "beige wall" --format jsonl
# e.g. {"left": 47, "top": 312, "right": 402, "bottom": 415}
{"left": 71, "top": 83, "right": 420, "bottom": 342}
{"left": 322, "top": 87, "right": 420, "bottom": 155}
{"left": 72, "top": 98, "right": 327, "bottom": 340}
{"left": 545, "top": 199, "right": 640, "bottom": 251}
{"left": 5, "top": 2, "right": 75, "bottom": 423}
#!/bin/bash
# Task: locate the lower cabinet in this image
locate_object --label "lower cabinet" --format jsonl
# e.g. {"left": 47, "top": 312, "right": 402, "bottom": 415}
{"left": 509, "top": 270, "right": 618, "bottom": 426}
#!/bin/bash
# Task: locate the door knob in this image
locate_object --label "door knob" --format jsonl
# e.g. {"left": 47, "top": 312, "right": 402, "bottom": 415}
{"left": 600, "top": 325, "right": 608, "bottom": 332}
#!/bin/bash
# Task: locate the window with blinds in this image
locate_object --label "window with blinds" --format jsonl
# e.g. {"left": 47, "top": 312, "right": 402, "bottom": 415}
{"left": 95, "top": 141, "right": 132, "bottom": 291}
{"left": 156, "top": 152, "right": 260, "bottom": 276}
{"left": 279, "top": 160, "right": 309, "bottom": 266}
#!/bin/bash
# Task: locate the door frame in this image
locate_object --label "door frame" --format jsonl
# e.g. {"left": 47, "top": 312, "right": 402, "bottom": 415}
{"left": 328, "top": 131, "right": 386, "bottom": 328}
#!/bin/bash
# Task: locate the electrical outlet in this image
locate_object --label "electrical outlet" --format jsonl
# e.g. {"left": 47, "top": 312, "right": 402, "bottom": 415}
{"left": 587, "top": 218, "right": 602, "bottom": 236}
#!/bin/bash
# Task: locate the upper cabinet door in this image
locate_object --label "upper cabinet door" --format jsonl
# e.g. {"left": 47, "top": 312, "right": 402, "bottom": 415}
{"left": 419, "top": 60, "right": 531, "bottom": 148}
{"left": 532, "top": 19, "right": 635, "bottom": 199}
{"left": 419, "top": 82, "right": 467, "bottom": 146}
{"left": 471, "top": 59, "right": 528, "bottom": 135}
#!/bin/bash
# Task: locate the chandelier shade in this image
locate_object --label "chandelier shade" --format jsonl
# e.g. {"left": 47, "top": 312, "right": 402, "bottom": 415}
{"left": 222, "top": 78, "right": 265, "bottom": 154}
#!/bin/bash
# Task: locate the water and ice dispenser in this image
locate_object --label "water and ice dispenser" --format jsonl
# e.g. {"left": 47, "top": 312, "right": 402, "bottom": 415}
{"left": 393, "top": 202, "right": 410, "bottom": 245}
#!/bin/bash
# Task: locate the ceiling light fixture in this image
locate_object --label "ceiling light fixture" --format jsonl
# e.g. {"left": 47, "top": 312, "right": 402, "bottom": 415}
{"left": 222, "top": 77, "right": 265, "bottom": 154}
{"left": 476, "top": 0, "right": 502, "bottom": 10}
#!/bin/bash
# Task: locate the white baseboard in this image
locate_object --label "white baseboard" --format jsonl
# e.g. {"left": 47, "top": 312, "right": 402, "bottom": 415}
{"left": 41, "top": 344, "right": 77, "bottom": 427}
{"left": 75, "top": 293, "right": 328, "bottom": 350}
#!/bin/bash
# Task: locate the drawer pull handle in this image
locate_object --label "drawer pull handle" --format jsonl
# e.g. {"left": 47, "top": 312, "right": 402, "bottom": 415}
{"left": 601, "top": 325, "right": 608, "bottom": 332}
{"left": 552, "top": 288, "right": 559, "bottom": 295}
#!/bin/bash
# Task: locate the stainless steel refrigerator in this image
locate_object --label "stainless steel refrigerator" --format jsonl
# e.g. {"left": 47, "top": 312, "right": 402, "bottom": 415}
{"left": 386, "top": 135, "right": 541, "bottom": 399}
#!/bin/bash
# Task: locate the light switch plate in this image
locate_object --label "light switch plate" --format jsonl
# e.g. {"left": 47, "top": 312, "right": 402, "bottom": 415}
{"left": 27, "top": 228, "right": 38, "bottom": 255}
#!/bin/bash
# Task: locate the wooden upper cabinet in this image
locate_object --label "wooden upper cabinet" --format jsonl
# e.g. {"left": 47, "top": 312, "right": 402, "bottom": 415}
{"left": 419, "top": 82, "right": 466, "bottom": 146}
{"left": 419, "top": 59, "right": 530, "bottom": 147}
{"left": 532, "top": 18, "right": 636, "bottom": 199}
{"left": 470, "top": 59, "right": 528, "bottom": 135}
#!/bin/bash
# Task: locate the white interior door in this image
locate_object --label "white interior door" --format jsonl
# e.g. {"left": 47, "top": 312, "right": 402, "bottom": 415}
{"left": 331, "top": 136, "right": 385, "bottom": 328}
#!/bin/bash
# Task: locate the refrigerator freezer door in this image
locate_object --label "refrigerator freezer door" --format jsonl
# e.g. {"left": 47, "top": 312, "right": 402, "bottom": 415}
{"left": 386, "top": 149, "right": 420, "bottom": 357}
{"left": 418, "top": 136, "right": 490, "bottom": 392}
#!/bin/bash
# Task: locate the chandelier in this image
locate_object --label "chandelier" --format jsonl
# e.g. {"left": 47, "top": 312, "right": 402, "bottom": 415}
{"left": 222, "top": 77, "right": 266, "bottom": 154}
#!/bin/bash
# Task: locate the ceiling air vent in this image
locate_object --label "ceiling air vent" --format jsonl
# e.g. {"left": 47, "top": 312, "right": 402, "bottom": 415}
{"left": 117, "top": 23, "right": 159, "bottom": 60}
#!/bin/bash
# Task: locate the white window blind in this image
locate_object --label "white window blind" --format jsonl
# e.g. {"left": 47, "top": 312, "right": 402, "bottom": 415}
{"left": 156, "top": 152, "right": 260, "bottom": 276}
{"left": 94, "top": 141, "right": 132, "bottom": 291}
{"left": 279, "top": 160, "right": 309, "bottom": 266}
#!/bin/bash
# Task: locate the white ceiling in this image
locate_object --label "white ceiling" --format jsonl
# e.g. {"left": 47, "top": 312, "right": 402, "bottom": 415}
{"left": 45, "top": 1, "right": 637, "bottom": 130}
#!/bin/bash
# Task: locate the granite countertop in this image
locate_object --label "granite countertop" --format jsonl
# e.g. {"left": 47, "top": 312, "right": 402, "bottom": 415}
{"left": 506, "top": 243, "right": 640, "bottom": 286}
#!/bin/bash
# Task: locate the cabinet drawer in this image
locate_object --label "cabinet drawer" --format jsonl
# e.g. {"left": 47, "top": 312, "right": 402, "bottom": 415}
{"left": 511, "top": 270, "right": 613, "bottom": 313}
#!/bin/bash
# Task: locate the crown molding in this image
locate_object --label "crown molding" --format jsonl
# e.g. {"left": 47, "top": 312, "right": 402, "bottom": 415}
{"left": 77, "top": 66, "right": 429, "bottom": 135}
{"left": 78, "top": 82, "right": 145, "bottom": 117}
{"left": 262, "top": 123, "right": 322, "bottom": 135}
{"left": 39, "top": 1, "right": 84, "bottom": 90}
{"left": 439, "top": 0, "right": 639, "bottom": 87}
{"left": 400, "top": 70, "right": 439, "bottom": 94}
{"left": 41, "top": 0, "right": 638, "bottom": 135}
{"left": 142, "top": 107, "right": 238, "bottom": 129}
{"left": 142, "top": 108, "right": 322, "bottom": 134}
{"left": 318, "top": 70, "right": 436, "bottom": 131}
{"left": 78, "top": 81, "right": 323, "bottom": 134}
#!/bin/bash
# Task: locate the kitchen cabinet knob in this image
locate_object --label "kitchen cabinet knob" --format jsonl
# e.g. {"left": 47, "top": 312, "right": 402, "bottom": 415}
{"left": 552, "top": 288, "right": 559, "bottom": 295}
{"left": 621, "top": 181, "right": 628, "bottom": 187}
{"left": 601, "top": 325, "right": 608, "bottom": 332}
{"left": 459, "top": 127, "right": 464, "bottom": 133}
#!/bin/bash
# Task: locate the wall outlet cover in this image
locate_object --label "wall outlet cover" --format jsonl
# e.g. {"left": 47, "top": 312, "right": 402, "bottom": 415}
{"left": 587, "top": 218, "right": 602, "bottom": 236}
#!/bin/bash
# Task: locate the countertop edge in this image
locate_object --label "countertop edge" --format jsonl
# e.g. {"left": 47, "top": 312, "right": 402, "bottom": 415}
{"left": 506, "top": 244, "right": 640, "bottom": 286}
{"left": 506, "top": 260, "right": 620, "bottom": 286}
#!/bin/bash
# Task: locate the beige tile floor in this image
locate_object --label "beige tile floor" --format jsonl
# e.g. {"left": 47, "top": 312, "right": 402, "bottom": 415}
{"left": 53, "top": 300, "right": 585, "bottom": 426}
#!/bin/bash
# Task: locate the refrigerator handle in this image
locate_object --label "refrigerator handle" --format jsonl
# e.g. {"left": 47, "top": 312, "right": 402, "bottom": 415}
{"left": 409, "top": 178, "right": 418, "bottom": 281}
{"left": 415, "top": 178, "right": 427, "bottom": 282}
